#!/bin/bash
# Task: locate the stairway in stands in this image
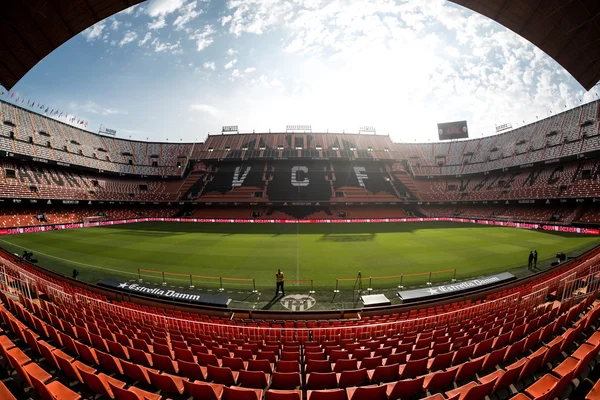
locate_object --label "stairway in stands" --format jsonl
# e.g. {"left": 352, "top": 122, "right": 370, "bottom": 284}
{"left": 176, "top": 167, "right": 206, "bottom": 200}
{"left": 391, "top": 167, "right": 420, "bottom": 200}
{"left": 564, "top": 204, "right": 586, "bottom": 224}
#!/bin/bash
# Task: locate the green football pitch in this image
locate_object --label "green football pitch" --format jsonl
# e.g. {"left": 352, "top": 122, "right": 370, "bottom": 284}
{"left": 0, "top": 221, "right": 599, "bottom": 292}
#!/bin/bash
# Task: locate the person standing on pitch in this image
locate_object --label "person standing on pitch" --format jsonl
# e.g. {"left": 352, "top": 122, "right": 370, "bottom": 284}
{"left": 533, "top": 250, "right": 538, "bottom": 269}
{"left": 528, "top": 251, "right": 533, "bottom": 270}
{"left": 275, "top": 269, "right": 285, "bottom": 296}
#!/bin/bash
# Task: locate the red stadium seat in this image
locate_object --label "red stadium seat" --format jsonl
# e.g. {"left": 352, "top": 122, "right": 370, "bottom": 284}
{"left": 337, "top": 368, "right": 370, "bottom": 388}
{"left": 385, "top": 375, "right": 425, "bottom": 400}
{"left": 423, "top": 367, "right": 458, "bottom": 393}
{"left": 307, "top": 389, "right": 346, "bottom": 400}
{"left": 108, "top": 381, "right": 161, "bottom": 400}
{"left": 265, "top": 389, "right": 302, "bottom": 400}
{"left": 271, "top": 372, "right": 302, "bottom": 390}
{"left": 277, "top": 360, "right": 300, "bottom": 373}
{"left": 332, "top": 358, "right": 358, "bottom": 372}
{"left": 238, "top": 370, "right": 270, "bottom": 389}
{"left": 30, "top": 374, "right": 81, "bottom": 400}
{"left": 78, "top": 365, "right": 126, "bottom": 398}
{"left": 96, "top": 350, "right": 124, "bottom": 375}
{"left": 151, "top": 352, "right": 178, "bottom": 374}
{"left": 121, "top": 360, "right": 156, "bottom": 385}
{"left": 399, "top": 357, "right": 428, "bottom": 378}
{"left": 247, "top": 358, "right": 274, "bottom": 373}
{"left": 207, "top": 365, "right": 239, "bottom": 385}
{"left": 369, "top": 363, "right": 399, "bottom": 384}
{"left": 346, "top": 384, "right": 387, "bottom": 400}
{"left": 307, "top": 372, "right": 338, "bottom": 390}
{"left": 222, "top": 386, "right": 262, "bottom": 400}
{"left": 183, "top": 380, "right": 224, "bottom": 400}
{"left": 178, "top": 359, "right": 207, "bottom": 380}
{"left": 147, "top": 370, "right": 186, "bottom": 395}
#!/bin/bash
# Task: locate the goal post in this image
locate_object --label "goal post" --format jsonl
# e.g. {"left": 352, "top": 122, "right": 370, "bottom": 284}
{"left": 82, "top": 215, "right": 108, "bottom": 226}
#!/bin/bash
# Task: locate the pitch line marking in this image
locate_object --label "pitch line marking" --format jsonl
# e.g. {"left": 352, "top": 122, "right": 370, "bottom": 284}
{"left": 296, "top": 223, "right": 300, "bottom": 285}
{"left": 0, "top": 238, "right": 179, "bottom": 280}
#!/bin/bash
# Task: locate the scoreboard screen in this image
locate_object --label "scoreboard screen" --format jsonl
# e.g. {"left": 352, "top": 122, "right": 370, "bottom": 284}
{"left": 438, "top": 120, "right": 468, "bottom": 140}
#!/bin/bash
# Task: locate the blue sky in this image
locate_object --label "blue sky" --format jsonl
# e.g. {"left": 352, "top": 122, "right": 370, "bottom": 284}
{"left": 2, "top": 0, "right": 600, "bottom": 143}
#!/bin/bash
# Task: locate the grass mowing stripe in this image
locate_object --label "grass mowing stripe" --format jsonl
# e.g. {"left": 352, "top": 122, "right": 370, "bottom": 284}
{"left": 0, "top": 221, "right": 598, "bottom": 290}
{"left": 0, "top": 237, "right": 140, "bottom": 278}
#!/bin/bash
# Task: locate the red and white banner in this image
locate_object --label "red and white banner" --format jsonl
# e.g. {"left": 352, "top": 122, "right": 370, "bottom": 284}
{"left": 0, "top": 217, "right": 597, "bottom": 236}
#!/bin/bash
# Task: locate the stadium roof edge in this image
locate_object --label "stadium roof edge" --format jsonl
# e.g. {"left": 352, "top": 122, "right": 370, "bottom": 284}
{"left": 449, "top": 0, "right": 600, "bottom": 90}
{"left": 0, "top": 0, "right": 145, "bottom": 90}
{"left": 2, "top": 98, "right": 600, "bottom": 148}
{"left": 0, "top": 1, "right": 599, "bottom": 91}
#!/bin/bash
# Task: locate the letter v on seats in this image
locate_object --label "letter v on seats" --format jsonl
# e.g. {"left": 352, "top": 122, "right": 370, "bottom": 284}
{"left": 232, "top": 166, "right": 251, "bottom": 187}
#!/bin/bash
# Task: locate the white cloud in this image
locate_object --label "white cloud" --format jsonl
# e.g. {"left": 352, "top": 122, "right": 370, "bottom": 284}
{"left": 224, "top": 58, "right": 238, "bottom": 70}
{"left": 221, "top": 15, "right": 233, "bottom": 26}
{"left": 71, "top": 101, "right": 127, "bottom": 116}
{"left": 152, "top": 38, "right": 181, "bottom": 53}
{"left": 190, "top": 104, "right": 223, "bottom": 118}
{"left": 146, "top": 0, "right": 185, "bottom": 17}
{"left": 72, "top": 0, "right": 598, "bottom": 143}
{"left": 82, "top": 22, "right": 106, "bottom": 42}
{"left": 174, "top": 1, "right": 202, "bottom": 30}
{"left": 230, "top": 69, "right": 242, "bottom": 81}
{"left": 119, "top": 5, "right": 138, "bottom": 15}
{"left": 148, "top": 17, "right": 167, "bottom": 30}
{"left": 222, "top": 0, "right": 294, "bottom": 36}
{"left": 190, "top": 25, "right": 216, "bottom": 51}
{"left": 139, "top": 32, "right": 152, "bottom": 46}
{"left": 119, "top": 31, "right": 138, "bottom": 47}
{"left": 111, "top": 20, "right": 121, "bottom": 30}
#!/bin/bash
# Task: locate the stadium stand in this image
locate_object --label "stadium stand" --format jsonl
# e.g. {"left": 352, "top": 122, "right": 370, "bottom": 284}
{"left": 1, "top": 101, "right": 192, "bottom": 177}
{"left": 0, "top": 206, "right": 179, "bottom": 228}
{"left": 2, "top": 1, "right": 600, "bottom": 397}
{"left": 0, "top": 238, "right": 599, "bottom": 399}
{"left": 1, "top": 99, "right": 600, "bottom": 227}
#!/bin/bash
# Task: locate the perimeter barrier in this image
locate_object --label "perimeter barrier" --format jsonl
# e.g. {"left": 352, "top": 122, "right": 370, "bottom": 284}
{"left": 285, "top": 279, "right": 315, "bottom": 294}
{"left": 335, "top": 268, "right": 457, "bottom": 292}
{"left": 1, "top": 245, "right": 600, "bottom": 343}
{"left": 137, "top": 269, "right": 257, "bottom": 292}
{"left": 0, "top": 265, "right": 33, "bottom": 300}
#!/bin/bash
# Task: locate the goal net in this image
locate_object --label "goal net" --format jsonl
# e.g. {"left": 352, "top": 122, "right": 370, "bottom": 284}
{"left": 82, "top": 215, "right": 108, "bottom": 227}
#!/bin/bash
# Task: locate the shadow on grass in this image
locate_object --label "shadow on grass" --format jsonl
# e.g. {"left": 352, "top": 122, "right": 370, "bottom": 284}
{"left": 261, "top": 295, "right": 282, "bottom": 310}
{"left": 319, "top": 233, "right": 376, "bottom": 242}
{"left": 98, "top": 221, "right": 555, "bottom": 236}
